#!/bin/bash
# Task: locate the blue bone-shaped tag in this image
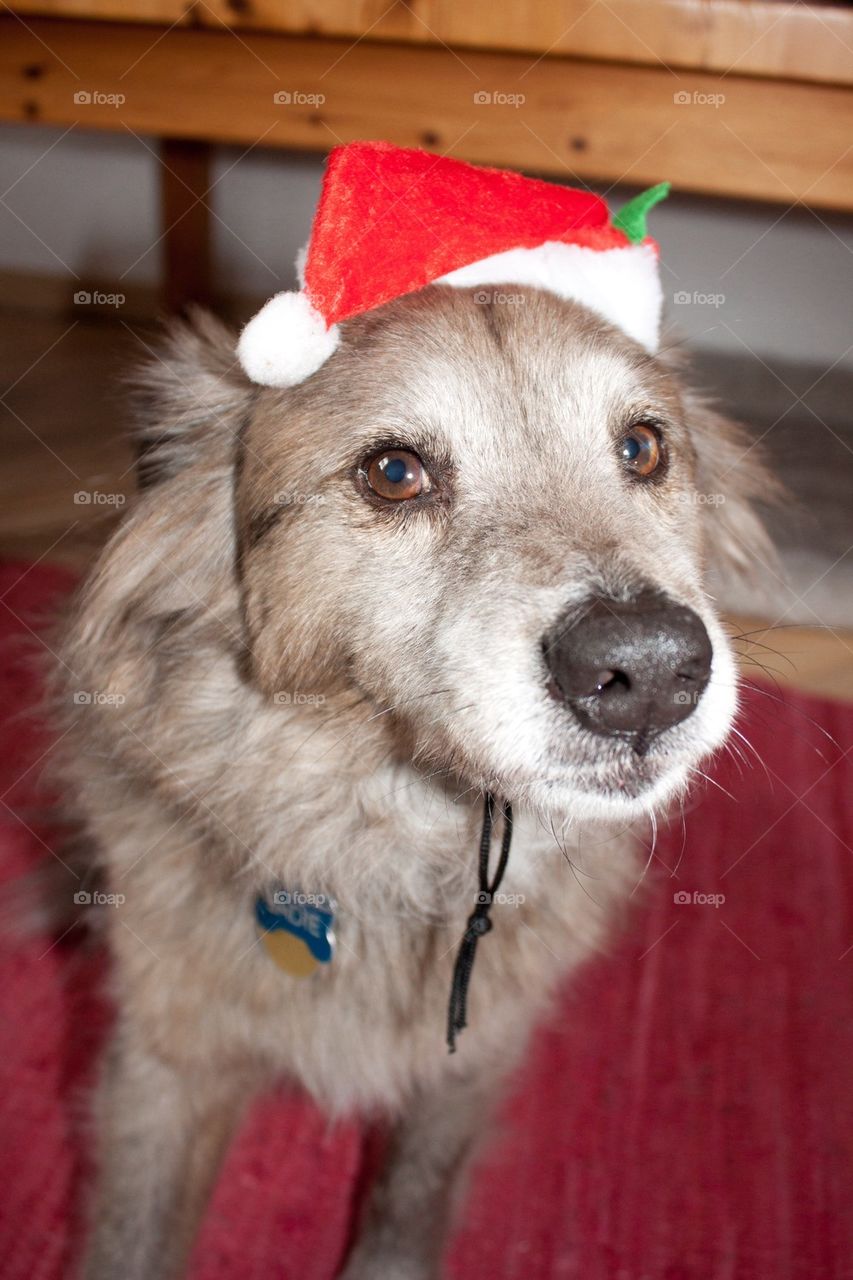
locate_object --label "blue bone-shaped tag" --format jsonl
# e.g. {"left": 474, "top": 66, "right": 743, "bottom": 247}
{"left": 255, "top": 893, "right": 335, "bottom": 965}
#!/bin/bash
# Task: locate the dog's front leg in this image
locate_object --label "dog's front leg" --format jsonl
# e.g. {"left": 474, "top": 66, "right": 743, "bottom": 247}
{"left": 340, "top": 1068, "right": 498, "bottom": 1280}
{"left": 81, "top": 1023, "right": 248, "bottom": 1280}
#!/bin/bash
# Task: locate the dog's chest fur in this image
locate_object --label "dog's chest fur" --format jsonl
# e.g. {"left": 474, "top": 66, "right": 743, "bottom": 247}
{"left": 97, "top": 769, "right": 638, "bottom": 1116}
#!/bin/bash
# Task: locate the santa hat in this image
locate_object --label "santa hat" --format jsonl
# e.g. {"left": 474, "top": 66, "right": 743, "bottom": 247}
{"left": 237, "top": 141, "right": 670, "bottom": 388}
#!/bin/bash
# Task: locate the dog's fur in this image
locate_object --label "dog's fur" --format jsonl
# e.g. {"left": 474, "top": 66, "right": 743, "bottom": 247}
{"left": 55, "top": 288, "right": 771, "bottom": 1279}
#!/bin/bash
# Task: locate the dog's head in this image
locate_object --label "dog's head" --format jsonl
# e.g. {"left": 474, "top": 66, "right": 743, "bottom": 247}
{"left": 219, "top": 285, "right": 770, "bottom": 822}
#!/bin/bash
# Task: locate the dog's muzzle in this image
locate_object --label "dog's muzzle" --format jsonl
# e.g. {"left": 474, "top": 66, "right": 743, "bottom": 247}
{"left": 543, "top": 590, "right": 713, "bottom": 747}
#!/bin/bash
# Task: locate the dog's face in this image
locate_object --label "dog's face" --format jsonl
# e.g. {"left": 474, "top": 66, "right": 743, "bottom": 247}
{"left": 237, "top": 286, "right": 751, "bottom": 822}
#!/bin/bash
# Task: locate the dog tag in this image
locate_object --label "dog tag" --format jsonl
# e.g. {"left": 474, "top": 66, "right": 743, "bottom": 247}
{"left": 255, "top": 893, "right": 335, "bottom": 978}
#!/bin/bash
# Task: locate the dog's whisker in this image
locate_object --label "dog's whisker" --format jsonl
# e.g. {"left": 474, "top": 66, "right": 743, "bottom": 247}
{"left": 738, "top": 680, "right": 840, "bottom": 755}
{"left": 689, "top": 767, "right": 739, "bottom": 805}
{"left": 306, "top": 686, "right": 457, "bottom": 765}
{"left": 728, "top": 724, "right": 774, "bottom": 786}
{"left": 726, "top": 628, "right": 799, "bottom": 671}
{"left": 279, "top": 692, "right": 373, "bottom": 767}
{"left": 727, "top": 640, "right": 794, "bottom": 680}
{"left": 719, "top": 737, "right": 747, "bottom": 777}
{"left": 630, "top": 808, "right": 661, "bottom": 897}
{"left": 365, "top": 688, "right": 454, "bottom": 723}
{"left": 671, "top": 798, "right": 688, "bottom": 879}
{"left": 546, "top": 816, "right": 604, "bottom": 905}
{"left": 735, "top": 655, "right": 791, "bottom": 686}
{"left": 543, "top": 813, "right": 603, "bottom": 883}
{"left": 728, "top": 621, "right": 823, "bottom": 641}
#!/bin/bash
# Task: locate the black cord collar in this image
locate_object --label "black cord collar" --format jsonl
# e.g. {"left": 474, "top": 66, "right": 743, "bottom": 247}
{"left": 446, "top": 793, "right": 513, "bottom": 1053}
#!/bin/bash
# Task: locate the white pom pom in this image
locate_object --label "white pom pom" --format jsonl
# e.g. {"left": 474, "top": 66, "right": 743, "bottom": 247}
{"left": 237, "top": 291, "right": 340, "bottom": 387}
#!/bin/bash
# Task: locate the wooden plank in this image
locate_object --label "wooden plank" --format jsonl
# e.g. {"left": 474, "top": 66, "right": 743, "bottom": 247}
{"left": 1, "top": 17, "right": 852, "bottom": 209}
{"left": 160, "top": 138, "right": 212, "bottom": 312}
{"left": 12, "top": 0, "right": 183, "bottom": 21}
{"left": 9, "top": 0, "right": 853, "bottom": 85}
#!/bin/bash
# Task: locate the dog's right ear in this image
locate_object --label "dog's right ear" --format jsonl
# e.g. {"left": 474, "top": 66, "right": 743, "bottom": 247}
{"left": 127, "top": 309, "right": 256, "bottom": 490}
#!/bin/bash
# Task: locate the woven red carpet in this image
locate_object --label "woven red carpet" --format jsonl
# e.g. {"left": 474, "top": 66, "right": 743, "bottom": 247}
{"left": 1, "top": 559, "right": 852, "bottom": 1280}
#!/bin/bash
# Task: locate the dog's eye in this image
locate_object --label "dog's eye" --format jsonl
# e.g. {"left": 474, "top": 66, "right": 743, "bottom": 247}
{"left": 619, "top": 424, "right": 662, "bottom": 478}
{"left": 364, "top": 449, "right": 430, "bottom": 501}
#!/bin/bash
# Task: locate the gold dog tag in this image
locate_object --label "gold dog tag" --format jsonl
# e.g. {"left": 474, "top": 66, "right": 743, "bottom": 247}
{"left": 254, "top": 892, "right": 335, "bottom": 979}
{"left": 259, "top": 929, "right": 321, "bottom": 977}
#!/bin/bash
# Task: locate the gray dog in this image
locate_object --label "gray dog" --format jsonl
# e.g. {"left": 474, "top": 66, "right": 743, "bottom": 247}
{"left": 57, "top": 288, "right": 770, "bottom": 1278}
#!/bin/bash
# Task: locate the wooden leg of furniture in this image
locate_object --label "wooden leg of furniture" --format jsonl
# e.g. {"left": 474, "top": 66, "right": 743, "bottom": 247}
{"left": 159, "top": 138, "right": 213, "bottom": 313}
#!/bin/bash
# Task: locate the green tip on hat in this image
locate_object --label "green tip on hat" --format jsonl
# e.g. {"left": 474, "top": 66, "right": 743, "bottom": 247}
{"left": 612, "top": 182, "right": 671, "bottom": 244}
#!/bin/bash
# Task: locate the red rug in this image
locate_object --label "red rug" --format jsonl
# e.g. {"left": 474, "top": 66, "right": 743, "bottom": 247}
{"left": 1, "top": 559, "right": 852, "bottom": 1280}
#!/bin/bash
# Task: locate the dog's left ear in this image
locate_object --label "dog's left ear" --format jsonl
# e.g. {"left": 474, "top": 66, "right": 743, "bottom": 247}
{"left": 127, "top": 308, "right": 255, "bottom": 491}
{"left": 680, "top": 385, "right": 782, "bottom": 581}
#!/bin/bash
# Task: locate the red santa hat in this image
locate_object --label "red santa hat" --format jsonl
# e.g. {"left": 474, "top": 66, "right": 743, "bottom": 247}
{"left": 237, "top": 141, "right": 670, "bottom": 388}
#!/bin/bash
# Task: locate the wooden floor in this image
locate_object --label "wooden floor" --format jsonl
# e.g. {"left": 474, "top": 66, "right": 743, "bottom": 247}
{"left": 2, "top": 306, "right": 852, "bottom": 703}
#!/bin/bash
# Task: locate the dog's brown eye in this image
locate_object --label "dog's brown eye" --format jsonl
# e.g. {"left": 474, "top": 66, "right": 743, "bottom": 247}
{"left": 619, "top": 424, "right": 662, "bottom": 478}
{"left": 365, "top": 450, "right": 429, "bottom": 501}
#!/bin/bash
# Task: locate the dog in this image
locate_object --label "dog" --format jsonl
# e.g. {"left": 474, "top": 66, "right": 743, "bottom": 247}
{"left": 55, "top": 286, "right": 771, "bottom": 1279}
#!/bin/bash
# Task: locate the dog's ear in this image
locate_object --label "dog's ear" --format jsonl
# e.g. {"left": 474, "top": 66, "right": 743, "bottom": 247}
{"left": 680, "top": 386, "right": 782, "bottom": 581}
{"left": 127, "top": 308, "right": 256, "bottom": 490}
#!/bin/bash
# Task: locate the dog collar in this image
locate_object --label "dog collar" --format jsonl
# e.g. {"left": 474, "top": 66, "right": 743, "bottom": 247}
{"left": 255, "top": 796, "right": 512, "bottom": 1053}
{"left": 255, "top": 890, "right": 335, "bottom": 977}
{"left": 446, "top": 795, "right": 513, "bottom": 1052}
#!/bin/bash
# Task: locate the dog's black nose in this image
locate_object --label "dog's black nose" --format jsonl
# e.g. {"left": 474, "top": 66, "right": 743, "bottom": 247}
{"left": 543, "top": 591, "right": 713, "bottom": 743}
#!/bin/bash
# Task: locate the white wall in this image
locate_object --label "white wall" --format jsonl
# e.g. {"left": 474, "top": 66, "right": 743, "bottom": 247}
{"left": 2, "top": 123, "right": 851, "bottom": 369}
